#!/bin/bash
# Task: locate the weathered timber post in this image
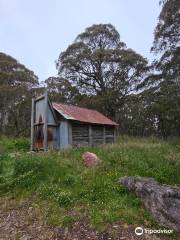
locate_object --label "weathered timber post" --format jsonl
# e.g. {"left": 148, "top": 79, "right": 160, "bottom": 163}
{"left": 103, "top": 126, "right": 106, "bottom": 144}
{"left": 43, "top": 91, "right": 48, "bottom": 151}
{"left": 89, "top": 125, "right": 92, "bottom": 147}
{"left": 68, "top": 122, "right": 72, "bottom": 147}
{"left": 114, "top": 126, "right": 116, "bottom": 143}
{"left": 30, "top": 97, "right": 35, "bottom": 151}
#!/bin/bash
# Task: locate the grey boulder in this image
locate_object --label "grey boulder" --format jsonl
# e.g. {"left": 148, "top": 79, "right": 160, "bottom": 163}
{"left": 119, "top": 176, "right": 180, "bottom": 232}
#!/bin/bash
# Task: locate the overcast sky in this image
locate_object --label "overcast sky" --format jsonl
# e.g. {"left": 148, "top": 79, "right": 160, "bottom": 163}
{"left": 0, "top": 0, "right": 160, "bottom": 82}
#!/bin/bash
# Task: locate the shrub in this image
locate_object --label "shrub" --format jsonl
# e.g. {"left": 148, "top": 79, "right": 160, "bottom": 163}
{"left": 13, "top": 138, "right": 30, "bottom": 151}
{"left": 0, "top": 137, "right": 30, "bottom": 152}
{"left": 0, "top": 155, "right": 4, "bottom": 174}
{"left": 13, "top": 156, "right": 43, "bottom": 177}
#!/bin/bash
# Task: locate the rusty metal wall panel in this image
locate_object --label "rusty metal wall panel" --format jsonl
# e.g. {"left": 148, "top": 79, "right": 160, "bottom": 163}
{"left": 34, "top": 98, "right": 56, "bottom": 124}
{"left": 33, "top": 96, "right": 59, "bottom": 150}
{"left": 47, "top": 126, "right": 58, "bottom": 149}
{"left": 34, "top": 124, "right": 44, "bottom": 150}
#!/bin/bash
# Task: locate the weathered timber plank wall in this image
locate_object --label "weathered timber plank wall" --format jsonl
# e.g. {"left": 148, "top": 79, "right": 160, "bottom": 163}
{"left": 71, "top": 123, "right": 114, "bottom": 147}
{"left": 72, "top": 123, "right": 89, "bottom": 147}
{"left": 92, "top": 125, "right": 104, "bottom": 146}
{"left": 105, "top": 126, "right": 114, "bottom": 143}
{"left": 71, "top": 122, "right": 115, "bottom": 147}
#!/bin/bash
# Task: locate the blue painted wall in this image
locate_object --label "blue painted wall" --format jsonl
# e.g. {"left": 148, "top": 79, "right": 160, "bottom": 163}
{"left": 59, "top": 120, "right": 69, "bottom": 148}
{"left": 47, "top": 103, "right": 56, "bottom": 124}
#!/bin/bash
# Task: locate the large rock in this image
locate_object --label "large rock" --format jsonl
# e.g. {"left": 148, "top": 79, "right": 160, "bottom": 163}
{"left": 82, "top": 152, "right": 99, "bottom": 167}
{"left": 119, "top": 176, "right": 180, "bottom": 232}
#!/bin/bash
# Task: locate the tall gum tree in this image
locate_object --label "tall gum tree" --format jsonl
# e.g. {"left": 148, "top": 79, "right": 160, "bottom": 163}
{"left": 56, "top": 24, "right": 148, "bottom": 120}
{"left": 0, "top": 52, "right": 39, "bottom": 136}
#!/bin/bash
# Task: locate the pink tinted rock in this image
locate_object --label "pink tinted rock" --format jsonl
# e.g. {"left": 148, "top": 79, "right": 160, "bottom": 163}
{"left": 82, "top": 152, "right": 99, "bottom": 167}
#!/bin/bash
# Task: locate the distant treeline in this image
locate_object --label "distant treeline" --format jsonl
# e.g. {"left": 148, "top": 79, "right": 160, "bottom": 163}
{"left": 0, "top": 0, "right": 179, "bottom": 139}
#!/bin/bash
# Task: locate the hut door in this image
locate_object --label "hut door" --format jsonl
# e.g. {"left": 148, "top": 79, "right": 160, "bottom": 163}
{"left": 34, "top": 124, "right": 44, "bottom": 150}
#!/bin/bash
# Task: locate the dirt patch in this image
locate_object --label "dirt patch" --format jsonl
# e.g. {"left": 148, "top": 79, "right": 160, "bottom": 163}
{"left": 0, "top": 197, "right": 163, "bottom": 240}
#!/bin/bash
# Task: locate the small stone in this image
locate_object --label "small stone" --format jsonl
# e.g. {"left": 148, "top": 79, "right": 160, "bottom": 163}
{"left": 112, "top": 225, "right": 118, "bottom": 229}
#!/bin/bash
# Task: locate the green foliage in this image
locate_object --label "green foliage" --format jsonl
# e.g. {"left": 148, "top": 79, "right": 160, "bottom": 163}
{"left": 0, "top": 137, "right": 180, "bottom": 230}
{"left": 57, "top": 24, "right": 148, "bottom": 119}
{"left": 62, "top": 215, "right": 75, "bottom": 227}
{"left": 0, "top": 136, "right": 30, "bottom": 152}
{"left": 13, "top": 156, "right": 43, "bottom": 177}
{"left": 38, "top": 184, "right": 75, "bottom": 207}
{"left": 0, "top": 52, "right": 39, "bottom": 136}
{"left": 0, "top": 154, "right": 4, "bottom": 174}
{"left": 13, "top": 138, "right": 30, "bottom": 151}
{"left": 141, "top": 0, "right": 180, "bottom": 139}
{"left": 44, "top": 76, "right": 81, "bottom": 105}
{"left": 152, "top": 0, "right": 180, "bottom": 52}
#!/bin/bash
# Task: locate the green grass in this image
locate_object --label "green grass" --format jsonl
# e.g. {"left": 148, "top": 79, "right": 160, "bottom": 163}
{"left": 0, "top": 136, "right": 180, "bottom": 233}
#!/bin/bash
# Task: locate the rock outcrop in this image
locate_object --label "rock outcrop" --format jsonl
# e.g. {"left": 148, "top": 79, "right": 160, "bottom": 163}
{"left": 119, "top": 176, "right": 180, "bottom": 232}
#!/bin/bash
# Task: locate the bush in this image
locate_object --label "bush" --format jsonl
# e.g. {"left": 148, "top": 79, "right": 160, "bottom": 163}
{"left": 13, "top": 156, "right": 43, "bottom": 177}
{"left": 0, "top": 155, "right": 4, "bottom": 174}
{"left": 9, "top": 155, "right": 55, "bottom": 190}
{"left": 13, "top": 138, "right": 30, "bottom": 151}
{"left": 0, "top": 137, "right": 30, "bottom": 152}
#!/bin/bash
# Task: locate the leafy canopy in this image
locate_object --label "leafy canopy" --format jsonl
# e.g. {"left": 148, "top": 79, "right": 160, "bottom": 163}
{"left": 57, "top": 24, "right": 148, "bottom": 96}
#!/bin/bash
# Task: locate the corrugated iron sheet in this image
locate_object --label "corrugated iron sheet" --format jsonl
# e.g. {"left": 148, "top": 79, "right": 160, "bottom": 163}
{"left": 52, "top": 103, "right": 118, "bottom": 126}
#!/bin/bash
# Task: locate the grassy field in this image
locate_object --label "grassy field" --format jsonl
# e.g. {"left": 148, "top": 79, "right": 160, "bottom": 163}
{"left": 0, "top": 136, "right": 180, "bottom": 236}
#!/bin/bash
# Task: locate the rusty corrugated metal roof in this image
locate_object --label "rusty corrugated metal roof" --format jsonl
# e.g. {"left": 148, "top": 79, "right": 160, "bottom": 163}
{"left": 52, "top": 103, "right": 118, "bottom": 126}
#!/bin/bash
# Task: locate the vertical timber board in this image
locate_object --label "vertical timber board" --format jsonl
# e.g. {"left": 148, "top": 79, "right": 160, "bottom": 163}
{"left": 43, "top": 91, "right": 48, "bottom": 151}
{"left": 30, "top": 98, "right": 35, "bottom": 151}
{"left": 56, "top": 124, "right": 60, "bottom": 149}
{"left": 105, "top": 126, "right": 114, "bottom": 143}
{"left": 68, "top": 121, "right": 72, "bottom": 147}
{"left": 114, "top": 126, "right": 116, "bottom": 143}
{"left": 91, "top": 125, "right": 104, "bottom": 146}
{"left": 71, "top": 123, "right": 89, "bottom": 147}
{"left": 103, "top": 126, "right": 106, "bottom": 144}
{"left": 58, "top": 125, "right": 61, "bottom": 149}
{"left": 89, "top": 125, "right": 92, "bottom": 147}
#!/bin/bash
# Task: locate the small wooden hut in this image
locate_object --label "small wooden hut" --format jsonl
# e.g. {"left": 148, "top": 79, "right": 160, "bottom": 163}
{"left": 31, "top": 92, "right": 118, "bottom": 151}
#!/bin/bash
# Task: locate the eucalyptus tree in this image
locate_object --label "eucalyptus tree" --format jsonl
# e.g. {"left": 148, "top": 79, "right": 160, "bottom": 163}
{"left": 149, "top": 0, "right": 180, "bottom": 138}
{"left": 0, "top": 52, "right": 38, "bottom": 135}
{"left": 57, "top": 24, "right": 148, "bottom": 120}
